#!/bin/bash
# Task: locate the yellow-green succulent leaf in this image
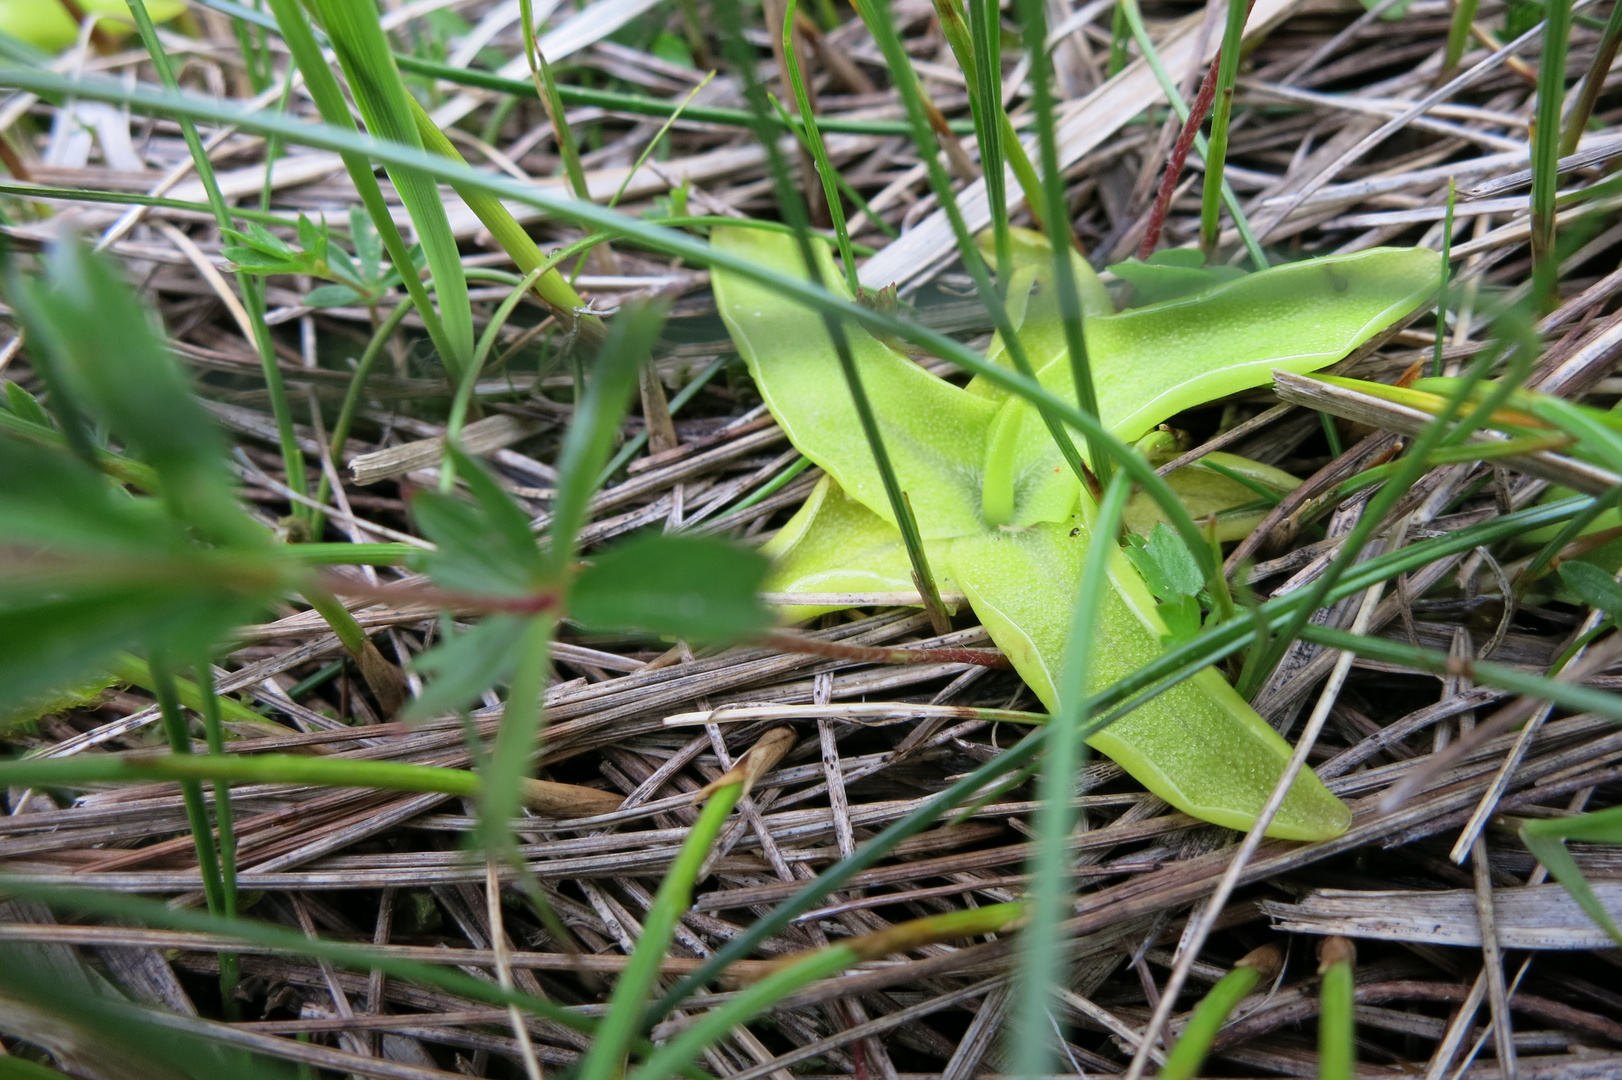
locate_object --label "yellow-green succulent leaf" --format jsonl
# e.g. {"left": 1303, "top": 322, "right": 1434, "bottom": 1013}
{"left": 713, "top": 226, "right": 998, "bottom": 539}
{"left": 947, "top": 514, "right": 1349, "bottom": 840}
{"left": 968, "top": 228, "right": 1112, "bottom": 400}
{"left": 1088, "top": 247, "right": 1441, "bottom": 444}
{"left": 759, "top": 476, "right": 955, "bottom": 622}
{"left": 0, "top": 0, "right": 184, "bottom": 52}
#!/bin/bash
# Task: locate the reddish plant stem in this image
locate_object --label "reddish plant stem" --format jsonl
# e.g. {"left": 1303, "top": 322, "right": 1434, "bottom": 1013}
{"left": 1137, "top": 54, "right": 1224, "bottom": 260}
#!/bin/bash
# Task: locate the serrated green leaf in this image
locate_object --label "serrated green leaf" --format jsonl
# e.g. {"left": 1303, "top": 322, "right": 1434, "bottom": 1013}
{"left": 569, "top": 534, "right": 771, "bottom": 641}
{"left": 8, "top": 237, "right": 261, "bottom": 548}
{"left": 404, "top": 614, "right": 529, "bottom": 720}
{"left": 411, "top": 450, "right": 544, "bottom": 597}
{"left": 1124, "top": 522, "right": 1205, "bottom": 600}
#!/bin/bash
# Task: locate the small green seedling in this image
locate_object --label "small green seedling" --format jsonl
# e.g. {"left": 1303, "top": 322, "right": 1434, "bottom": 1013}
{"left": 1161, "top": 942, "right": 1282, "bottom": 1080}
{"left": 1317, "top": 936, "right": 1357, "bottom": 1080}
{"left": 713, "top": 225, "right": 1439, "bottom": 839}
{"left": 223, "top": 209, "right": 418, "bottom": 308}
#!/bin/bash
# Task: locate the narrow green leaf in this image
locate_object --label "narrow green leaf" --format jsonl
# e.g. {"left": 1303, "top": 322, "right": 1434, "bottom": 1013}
{"left": 1519, "top": 821, "right": 1622, "bottom": 948}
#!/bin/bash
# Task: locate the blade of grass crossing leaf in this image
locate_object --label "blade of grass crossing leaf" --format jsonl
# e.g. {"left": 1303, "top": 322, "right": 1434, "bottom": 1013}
{"left": 305, "top": 0, "right": 475, "bottom": 382}
{"left": 126, "top": 0, "right": 306, "bottom": 507}
{"left": 1012, "top": 471, "right": 1131, "bottom": 1079}
{"left": 1117, "top": 0, "right": 1268, "bottom": 269}
{"left": 717, "top": 0, "right": 955, "bottom": 632}
{"left": 520, "top": 0, "right": 590, "bottom": 202}
{"left": 0, "top": 67, "right": 1345, "bottom": 584}
{"left": 1531, "top": 0, "right": 1573, "bottom": 312}
{"left": 1198, "top": 0, "right": 1251, "bottom": 259}
{"left": 578, "top": 782, "right": 744, "bottom": 1080}
{"left": 1561, "top": 0, "right": 1622, "bottom": 155}
{"left": 780, "top": 0, "right": 858, "bottom": 290}
{"left": 856, "top": 0, "right": 1104, "bottom": 496}
{"left": 1238, "top": 320, "right": 1515, "bottom": 699}
{"left": 262, "top": 0, "right": 459, "bottom": 371}
{"left": 1015, "top": 0, "right": 1111, "bottom": 482}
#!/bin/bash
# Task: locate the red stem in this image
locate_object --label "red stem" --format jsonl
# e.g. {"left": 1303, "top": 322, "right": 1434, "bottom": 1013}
{"left": 1137, "top": 53, "right": 1225, "bottom": 260}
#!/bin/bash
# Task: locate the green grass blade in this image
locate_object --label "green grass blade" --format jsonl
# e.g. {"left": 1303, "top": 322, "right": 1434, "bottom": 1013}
{"left": 1011, "top": 471, "right": 1131, "bottom": 1078}
{"left": 409, "top": 98, "right": 601, "bottom": 345}
{"left": 1561, "top": 0, "right": 1622, "bottom": 155}
{"left": 780, "top": 0, "right": 858, "bottom": 291}
{"left": 579, "top": 782, "right": 744, "bottom": 1080}
{"left": 263, "top": 0, "right": 458, "bottom": 371}
{"left": 1198, "top": 0, "right": 1251, "bottom": 258}
{"left": 520, "top": 0, "right": 590, "bottom": 202}
{"left": 1531, "top": 0, "right": 1573, "bottom": 312}
{"left": 1443, "top": 0, "right": 1482, "bottom": 72}
{"left": 126, "top": 0, "right": 306, "bottom": 506}
{"left": 147, "top": 656, "right": 228, "bottom": 920}
{"left": 1119, "top": 0, "right": 1267, "bottom": 268}
{"left": 629, "top": 946, "right": 854, "bottom": 1080}
{"left": 1519, "top": 819, "right": 1622, "bottom": 947}
{"left": 1014, "top": 0, "right": 1112, "bottom": 482}
{"left": 856, "top": 0, "right": 1104, "bottom": 501}
{"left": 1434, "top": 178, "right": 1455, "bottom": 377}
{"left": 191, "top": 658, "right": 241, "bottom": 1010}
{"left": 306, "top": 0, "right": 475, "bottom": 380}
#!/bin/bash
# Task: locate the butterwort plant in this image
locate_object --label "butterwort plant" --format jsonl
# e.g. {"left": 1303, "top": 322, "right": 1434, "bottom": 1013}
{"left": 714, "top": 226, "right": 1441, "bottom": 840}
